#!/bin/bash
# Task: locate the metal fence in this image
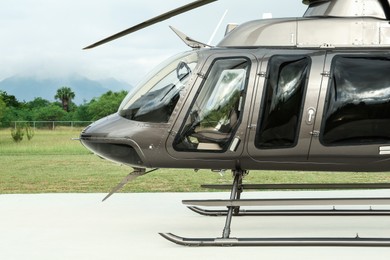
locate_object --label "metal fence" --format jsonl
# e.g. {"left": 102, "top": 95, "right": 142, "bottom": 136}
{"left": 11, "top": 121, "right": 93, "bottom": 130}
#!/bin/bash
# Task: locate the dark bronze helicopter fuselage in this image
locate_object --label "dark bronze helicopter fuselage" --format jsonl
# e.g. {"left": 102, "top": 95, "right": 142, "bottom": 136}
{"left": 80, "top": 0, "right": 390, "bottom": 173}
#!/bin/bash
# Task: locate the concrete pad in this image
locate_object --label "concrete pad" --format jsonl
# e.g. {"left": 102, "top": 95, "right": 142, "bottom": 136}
{"left": 1, "top": 191, "right": 390, "bottom": 259}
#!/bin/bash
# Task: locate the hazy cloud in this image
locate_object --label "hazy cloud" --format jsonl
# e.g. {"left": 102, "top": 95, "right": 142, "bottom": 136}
{"left": 0, "top": 0, "right": 307, "bottom": 85}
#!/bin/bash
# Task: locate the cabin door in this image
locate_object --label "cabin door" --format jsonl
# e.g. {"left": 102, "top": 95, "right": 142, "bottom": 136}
{"left": 308, "top": 52, "right": 390, "bottom": 171}
{"left": 166, "top": 52, "right": 259, "bottom": 166}
{"left": 247, "top": 50, "right": 325, "bottom": 168}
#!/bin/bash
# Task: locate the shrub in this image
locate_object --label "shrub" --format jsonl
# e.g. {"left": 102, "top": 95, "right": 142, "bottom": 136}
{"left": 11, "top": 126, "right": 24, "bottom": 142}
{"left": 25, "top": 125, "right": 34, "bottom": 141}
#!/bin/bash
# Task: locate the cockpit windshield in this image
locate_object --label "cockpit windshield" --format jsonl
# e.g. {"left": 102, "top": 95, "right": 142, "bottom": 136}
{"left": 119, "top": 51, "right": 199, "bottom": 123}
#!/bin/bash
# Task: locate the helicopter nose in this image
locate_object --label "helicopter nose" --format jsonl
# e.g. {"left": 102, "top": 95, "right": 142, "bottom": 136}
{"left": 80, "top": 113, "right": 144, "bottom": 167}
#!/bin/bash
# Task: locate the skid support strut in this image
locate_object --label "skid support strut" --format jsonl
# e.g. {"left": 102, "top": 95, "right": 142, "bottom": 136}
{"left": 222, "top": 170, "right": 244, "bottom": 238}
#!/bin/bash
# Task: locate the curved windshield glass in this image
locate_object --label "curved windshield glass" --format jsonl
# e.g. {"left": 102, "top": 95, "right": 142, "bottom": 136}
{"left": 119, "top": 51, "right": 199, "bottom": 123}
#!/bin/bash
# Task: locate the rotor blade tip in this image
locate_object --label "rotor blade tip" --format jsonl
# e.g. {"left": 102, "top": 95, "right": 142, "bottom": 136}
{"left": 83, "top": 45, "right": 93, "bottom": 50}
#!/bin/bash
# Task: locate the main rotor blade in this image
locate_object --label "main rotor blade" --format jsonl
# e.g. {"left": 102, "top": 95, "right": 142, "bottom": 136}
{"left": 83, "top": 0, "right": 218, "bottom": 50}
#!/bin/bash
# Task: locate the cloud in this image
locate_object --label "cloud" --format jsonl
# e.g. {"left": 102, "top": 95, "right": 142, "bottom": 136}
{"left": 0, "top": 0, "right": 307, "bottom": 84}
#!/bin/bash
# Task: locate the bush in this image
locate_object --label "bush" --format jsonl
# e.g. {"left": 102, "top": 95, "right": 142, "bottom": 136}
{"left": 11, "top": 126, "right": 24, "bottom": 142}
{"left": 25, "top": 125, "right": 34, "bottom": 141}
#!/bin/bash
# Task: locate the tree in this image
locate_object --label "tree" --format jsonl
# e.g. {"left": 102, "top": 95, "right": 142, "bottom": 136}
{"left": 0, "top": 91, "right": 20, "bottom": 108}
{"left": 73, "top": 102, "right": 92, "bottom": 121}
{"left": 54, "top": 86, "right": 75, "bottom": 112}
{"left": 0, "top": 92, "right": 23, "bottom": 127}
{"left": 0, "top": 96, "right": 6, "bottom": 123}
{"left": 26, "top": 97, "right": 50, "bottom": 110}
{"left": 33, "top": 104, "right": 67, "bottom": 121}
{"left": 87, "top": 90, "right": 127, "bottom": 120}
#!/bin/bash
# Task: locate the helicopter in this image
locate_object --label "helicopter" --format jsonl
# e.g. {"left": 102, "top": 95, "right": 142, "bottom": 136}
{"left": 80, "top": 0, "right": 390, "bottom": 246}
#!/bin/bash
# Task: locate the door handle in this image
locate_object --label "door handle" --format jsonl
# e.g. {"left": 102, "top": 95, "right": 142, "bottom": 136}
{"left": 306, "top": 107, "right": 316, "bottom": 125}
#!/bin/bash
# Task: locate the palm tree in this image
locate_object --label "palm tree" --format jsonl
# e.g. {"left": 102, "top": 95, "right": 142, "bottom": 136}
{"left": 55, "top": 86, "right": 75, "bottom": 112}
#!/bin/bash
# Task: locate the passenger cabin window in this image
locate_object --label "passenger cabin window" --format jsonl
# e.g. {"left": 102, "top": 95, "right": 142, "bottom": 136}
{"left": 174, "top": 58, "right": 250, "bottom": 152}
{"left": 321, "top": 56, "right": 390, "bottom": 146}
{"left": 256, "top": 56, "right": 310, "bottom": 149}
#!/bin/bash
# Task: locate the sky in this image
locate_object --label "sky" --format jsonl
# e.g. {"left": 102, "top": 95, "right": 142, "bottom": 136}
{"left": 0, "top": 0, "right": 307, "bottom": 86}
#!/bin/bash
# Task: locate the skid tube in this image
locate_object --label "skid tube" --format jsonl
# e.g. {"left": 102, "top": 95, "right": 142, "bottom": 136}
{"left": 187, "top": 181, "right": 390, "bottom": 217}
{"left": 187, "top": 206, "right": 390, "bottom": 216}
{"left": 160, "top": 169, "right": 390, "bottom": 247}
{"left": 159, "top": 233, "right": 390, "bottom": 247}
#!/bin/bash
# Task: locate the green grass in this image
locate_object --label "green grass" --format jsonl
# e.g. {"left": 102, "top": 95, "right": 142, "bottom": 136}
{"left": 0, "top": 127, "right": 87, "bottom": 155}
{"left": 0, "top": 127, "right": 235, "bottom": 193}
{"left": 1, "top": 127, "right": 390, "bottom": 194}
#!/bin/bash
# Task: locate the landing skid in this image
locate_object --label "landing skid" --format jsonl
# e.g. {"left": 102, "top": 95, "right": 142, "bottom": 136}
{"left": 160, "top": 170, "right": 390, "bottom": 247}
{"left": 160, "top": 233, "right": 390, "bottom": 247}
{"left": 187, "top": 206, "right": 390, "bottom": 216}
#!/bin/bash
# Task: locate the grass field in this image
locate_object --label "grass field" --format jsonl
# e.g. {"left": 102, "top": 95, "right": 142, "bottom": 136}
{"left": 1, "top": 127, "right": 390, "bottom": 194}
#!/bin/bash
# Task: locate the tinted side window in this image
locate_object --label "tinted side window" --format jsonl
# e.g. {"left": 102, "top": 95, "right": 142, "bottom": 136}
{"left": 256, "top": 56, "right": 310, "bottom": 149}
{"left": 321, "top": 56, "right": 390, "bottom": 146}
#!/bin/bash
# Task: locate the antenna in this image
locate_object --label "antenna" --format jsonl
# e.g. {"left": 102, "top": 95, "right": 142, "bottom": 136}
{"left": 207, "top": 9, "right": 228, "bottom": 45}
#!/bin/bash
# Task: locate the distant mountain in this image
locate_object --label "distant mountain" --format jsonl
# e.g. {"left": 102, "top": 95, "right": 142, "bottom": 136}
{"left": 0, "top": 75, "right": 133, "bottom": 104}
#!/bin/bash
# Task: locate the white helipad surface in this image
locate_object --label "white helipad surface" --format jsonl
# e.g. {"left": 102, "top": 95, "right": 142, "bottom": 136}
{"left": 1, "top": 191, "right": 390, "bottom": 259}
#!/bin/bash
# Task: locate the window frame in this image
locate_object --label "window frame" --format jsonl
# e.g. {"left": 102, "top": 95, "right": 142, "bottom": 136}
{"left": 319, "top": 54, "right": 390, "bottom": 147}
{"left": 255, "top": 55, "right": 311, "bottom": 150}
{"left": 173, "top": 56, "right": 251, "bottom": 153}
